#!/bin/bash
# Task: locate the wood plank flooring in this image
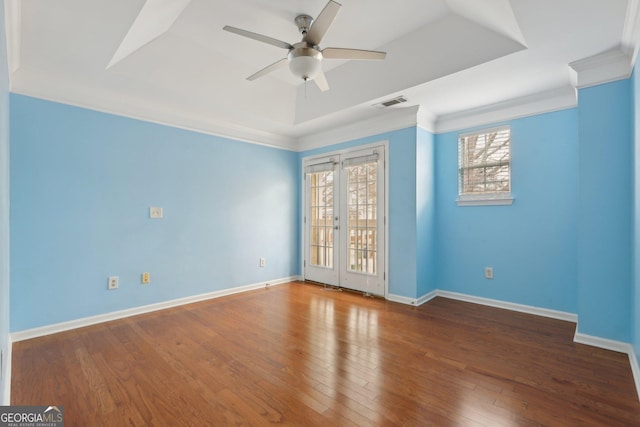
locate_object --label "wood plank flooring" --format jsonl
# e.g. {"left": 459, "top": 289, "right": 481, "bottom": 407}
{"left": 11, "top": 282, "right": 640, "bottom": 426}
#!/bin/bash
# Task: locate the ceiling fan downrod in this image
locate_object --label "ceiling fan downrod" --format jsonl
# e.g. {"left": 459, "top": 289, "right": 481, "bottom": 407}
{"left": 295, "top": 15, "right": 314, "bottom": 35}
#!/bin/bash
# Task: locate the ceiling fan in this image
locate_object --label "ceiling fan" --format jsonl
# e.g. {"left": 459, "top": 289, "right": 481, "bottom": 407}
{"left": 223, "top": 0, "right": 386, "bottom": 92}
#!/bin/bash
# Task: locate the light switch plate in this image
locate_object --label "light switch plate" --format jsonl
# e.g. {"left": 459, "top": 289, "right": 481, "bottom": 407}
{"left": 150, "top": 207, "right": 163, "bottom": 219}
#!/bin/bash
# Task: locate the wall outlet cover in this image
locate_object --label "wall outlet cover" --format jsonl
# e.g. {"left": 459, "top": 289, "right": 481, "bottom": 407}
{"left": 485, "top": 267, "right": 494, "bottom": 279}
{"left": 108, "top": 276, "right": 119, "bottom": 290}
{"left": 149, "top": 207, "right": 163, "bottom": 219}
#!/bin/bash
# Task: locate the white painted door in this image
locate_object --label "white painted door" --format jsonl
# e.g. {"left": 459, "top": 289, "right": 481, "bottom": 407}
{"left": 304, "top": 156, "right": 339, "bottom": 286}
{"left": 304, "top": 147, "right": 385, "bottom": 295}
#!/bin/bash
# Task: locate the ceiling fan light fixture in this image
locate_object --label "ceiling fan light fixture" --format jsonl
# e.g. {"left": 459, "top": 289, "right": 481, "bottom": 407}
{"left": 288, "top": 45, "right": 323, "bottom": 81}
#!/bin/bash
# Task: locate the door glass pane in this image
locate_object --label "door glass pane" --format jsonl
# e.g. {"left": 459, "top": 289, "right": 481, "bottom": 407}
{"left": 346, "top": 162, "right": 377, "bottom": 274}
{"left": 309, "top": 171, "right": 334, "bottom": 268}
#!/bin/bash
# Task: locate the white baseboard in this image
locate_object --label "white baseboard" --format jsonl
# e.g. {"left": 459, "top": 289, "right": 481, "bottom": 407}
{"left": 386, "top": 294, "right": 417, "bottom": 305}
{"left": 630, "top": 347, "right": 640, "bottom": 402}
{"left": 417, "top": 290, "right": 438, "bottom": 305}
{"left": 387, "top": 290, "right": 437, "bottom": 306}
{"left": 11, "top": 276, "right": 300, "bottom": 342}
{"left": 436, "top": 290, "right": 578, "bottom": 323}
{"left": 424, "top": 290, "right": 639, "bottom": 402}
{"left": 574, "top": 332, "right": 640, "bottom": 402}
{"left": 573, "top": 331, "right": 634, "bottom": 354}
{"left": 1, "top": 338, "right": 10, "bottom": 405}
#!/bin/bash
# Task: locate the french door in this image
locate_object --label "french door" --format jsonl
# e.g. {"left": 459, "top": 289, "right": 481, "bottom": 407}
{"left": 303, "top": 146, "right": 385, "bottom": 296}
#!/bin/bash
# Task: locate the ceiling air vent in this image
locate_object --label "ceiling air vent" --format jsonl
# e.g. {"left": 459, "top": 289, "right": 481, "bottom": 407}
{"left": 376, "top": 96, "right": 408, "bottom": 108}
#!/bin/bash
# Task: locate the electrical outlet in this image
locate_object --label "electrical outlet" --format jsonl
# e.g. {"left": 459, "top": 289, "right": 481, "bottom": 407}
{"left": 259, "top": 258, "right": 266, "bottom": 267}
{"left": 108, "top": 276, "right": 119, "bottom": 290}
{"left": 141, "top": 272, "right": 150, "bottom": 284}
{"left": 485, "top": 267, "right": 494, "bottom": 279}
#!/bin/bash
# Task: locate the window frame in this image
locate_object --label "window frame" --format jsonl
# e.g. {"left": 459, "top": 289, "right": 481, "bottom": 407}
{"left": 457, "top": 125, "right": 514, "bottom": 206}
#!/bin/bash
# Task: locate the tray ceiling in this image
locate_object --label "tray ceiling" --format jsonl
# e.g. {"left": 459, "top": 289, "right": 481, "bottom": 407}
{"left": 4, "top": 0, "right": 634, "bottom": 149}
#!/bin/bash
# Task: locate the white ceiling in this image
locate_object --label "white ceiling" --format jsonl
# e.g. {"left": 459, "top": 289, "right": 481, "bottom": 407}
{"left": 3, "top": 0, "right": 636, "bottom": 149}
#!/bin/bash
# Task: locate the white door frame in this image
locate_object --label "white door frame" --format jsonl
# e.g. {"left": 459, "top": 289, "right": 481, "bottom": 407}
{"left": 301, "top": 140, "right": 389, "bottom": 298}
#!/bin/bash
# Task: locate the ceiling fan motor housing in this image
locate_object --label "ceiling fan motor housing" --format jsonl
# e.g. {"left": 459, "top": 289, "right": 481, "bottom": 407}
{"left": 288, "top": 43, "right": 323, "bottom": 80}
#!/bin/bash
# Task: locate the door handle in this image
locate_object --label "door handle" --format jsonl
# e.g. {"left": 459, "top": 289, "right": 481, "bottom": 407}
{"left": 334, "top": 226, "right": 339, "bottom": 230}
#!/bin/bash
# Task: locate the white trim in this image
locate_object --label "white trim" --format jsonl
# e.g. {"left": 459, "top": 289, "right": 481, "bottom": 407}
{"left": 297, "top": 106, "right": 420, "bottom": 152}
{"left": 4, "top": 0, "right": 21, "bottom": 75}
{"left": 629, "top": 347, "right": 640, "bottom": 402}
{"left": 458, "top": 124, "right": 510, "bottom": 139}
{"left": 302, "top": 140, "right": 388, "bottom": 166}
{"left": 1, "top": 338, "right": 10, "bottom": 405}
{"left": 10, "top": 89, "right": 298, "bottom": 152}
{"left": 387, "top": 290, "right": 437, "bottom": 306}
{"left": 384, "top": 141, "right": 390, "bottom": 300}
{"left": 10, "top": 276, "right": 300, "bottom": 342}
{"left": 386, "top": 293, "right": 421, "bottom": 306}
{"left": 569, "top": 47, "right": 633, "bottom": 89}
{"left": 573, "top": 332, "right": 640, "bottom": 401}
{"left": 388, "top": 288, "right": 640, "bottom": 401}
{"left": 457, "top": 197, "right": 514, "bottom": 206}
{"left": 622, "top": 0, "right": 640, "bottom": 67}
{"left": 436, "top": 290, "right": 578, "bottom": 322}
{"left": 417, "top": 106, "right": 436, "bottom": 133}
{"left": 417, "top": 290, "right": 438, "bottom": 306}
{"left": 435, "top": 86, "right": 577, "bottom": 134}
{"left": 573, "top": 332, "right": 634, "bottom": 354}
{"left": 387, "top": 290, "right": 577, "bottom": 322}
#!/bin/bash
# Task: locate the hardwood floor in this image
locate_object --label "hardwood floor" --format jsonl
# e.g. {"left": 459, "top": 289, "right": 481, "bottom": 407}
{"left": 11, "top": 282, "right": 640, "bottom": 426}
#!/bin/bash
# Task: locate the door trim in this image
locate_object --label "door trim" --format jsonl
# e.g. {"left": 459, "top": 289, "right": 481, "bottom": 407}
{"left": 301, "top": 140, "right": 389, "bottom": 298}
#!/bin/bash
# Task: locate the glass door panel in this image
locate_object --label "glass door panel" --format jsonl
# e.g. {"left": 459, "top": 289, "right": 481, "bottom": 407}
{"left": 339, "top": 149, "right": 384, "bottom": 295}
{"left": 304, "top": 158, "right": 338, "bottom": 286}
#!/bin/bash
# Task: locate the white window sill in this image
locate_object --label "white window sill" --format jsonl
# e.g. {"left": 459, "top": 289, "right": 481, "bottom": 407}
{"left": 457, "top": 196, "right": 514, "bottom": 206}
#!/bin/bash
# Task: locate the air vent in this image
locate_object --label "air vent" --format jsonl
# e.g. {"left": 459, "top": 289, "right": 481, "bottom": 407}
{"left": 375, "top": 96, "right": 408, "bottom": 108}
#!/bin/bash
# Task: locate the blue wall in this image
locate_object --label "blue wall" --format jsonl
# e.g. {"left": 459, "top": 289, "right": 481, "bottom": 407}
{"left": 435, "top": 110, "right": 579, "bottom": 313}
{"left": 10, "top": 95, "right": 299, "bottom": 331}
{"left": 299, "top": 126, "right": 434, "bottom": 299}
{"left": 416, "top": 127, "right": 436, "bottom": 296}
{"left": 0, "top": 0, "right": 10, "bottom": 405}
{"left": 577, "top": 80, "right": 633, "bottom": 342}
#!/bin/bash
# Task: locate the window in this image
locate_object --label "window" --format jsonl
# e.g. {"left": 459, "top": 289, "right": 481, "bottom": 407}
{"left": 457, "top": 126, "right": 513, "bottom": 206}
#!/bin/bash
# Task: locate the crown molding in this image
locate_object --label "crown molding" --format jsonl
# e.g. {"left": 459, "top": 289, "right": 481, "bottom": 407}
{"left": 11, "top": 81, "right": 298, "bottom": 151}
{"left": 434, "top": 86, "right": 577, "bottom": 134}
{"left": 623, "top": 0, "right": 640, "bottom": 66}
{"left": 569, "top": 47, "right": 633, "bottom": 89}
{"left": 4, "top": 0, "right": 21, "bottom": 75}
{"left": 296, "top": 105, "right": 421, "bottom": 152}
{"left": 417, "top": 106, "right": 436, "bottom": 133}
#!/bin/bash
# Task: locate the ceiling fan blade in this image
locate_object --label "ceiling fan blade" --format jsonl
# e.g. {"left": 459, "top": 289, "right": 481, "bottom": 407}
{"left": 314, "top": 70, "right": 330, "bottom": 92}
{"left": 304, "top": 0, "right": 341, "bottom": 46}
{"left": 108, "top": 0, "right": 192, "bottom": 69}
{"left": 322, "top": 48, "right": 386, "bottom": 60}
{"left": 223, "top": 26, "right": 293, "bottom": 50}
{"left": 247, "top": 58, "right": 289, "bottom": 81}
